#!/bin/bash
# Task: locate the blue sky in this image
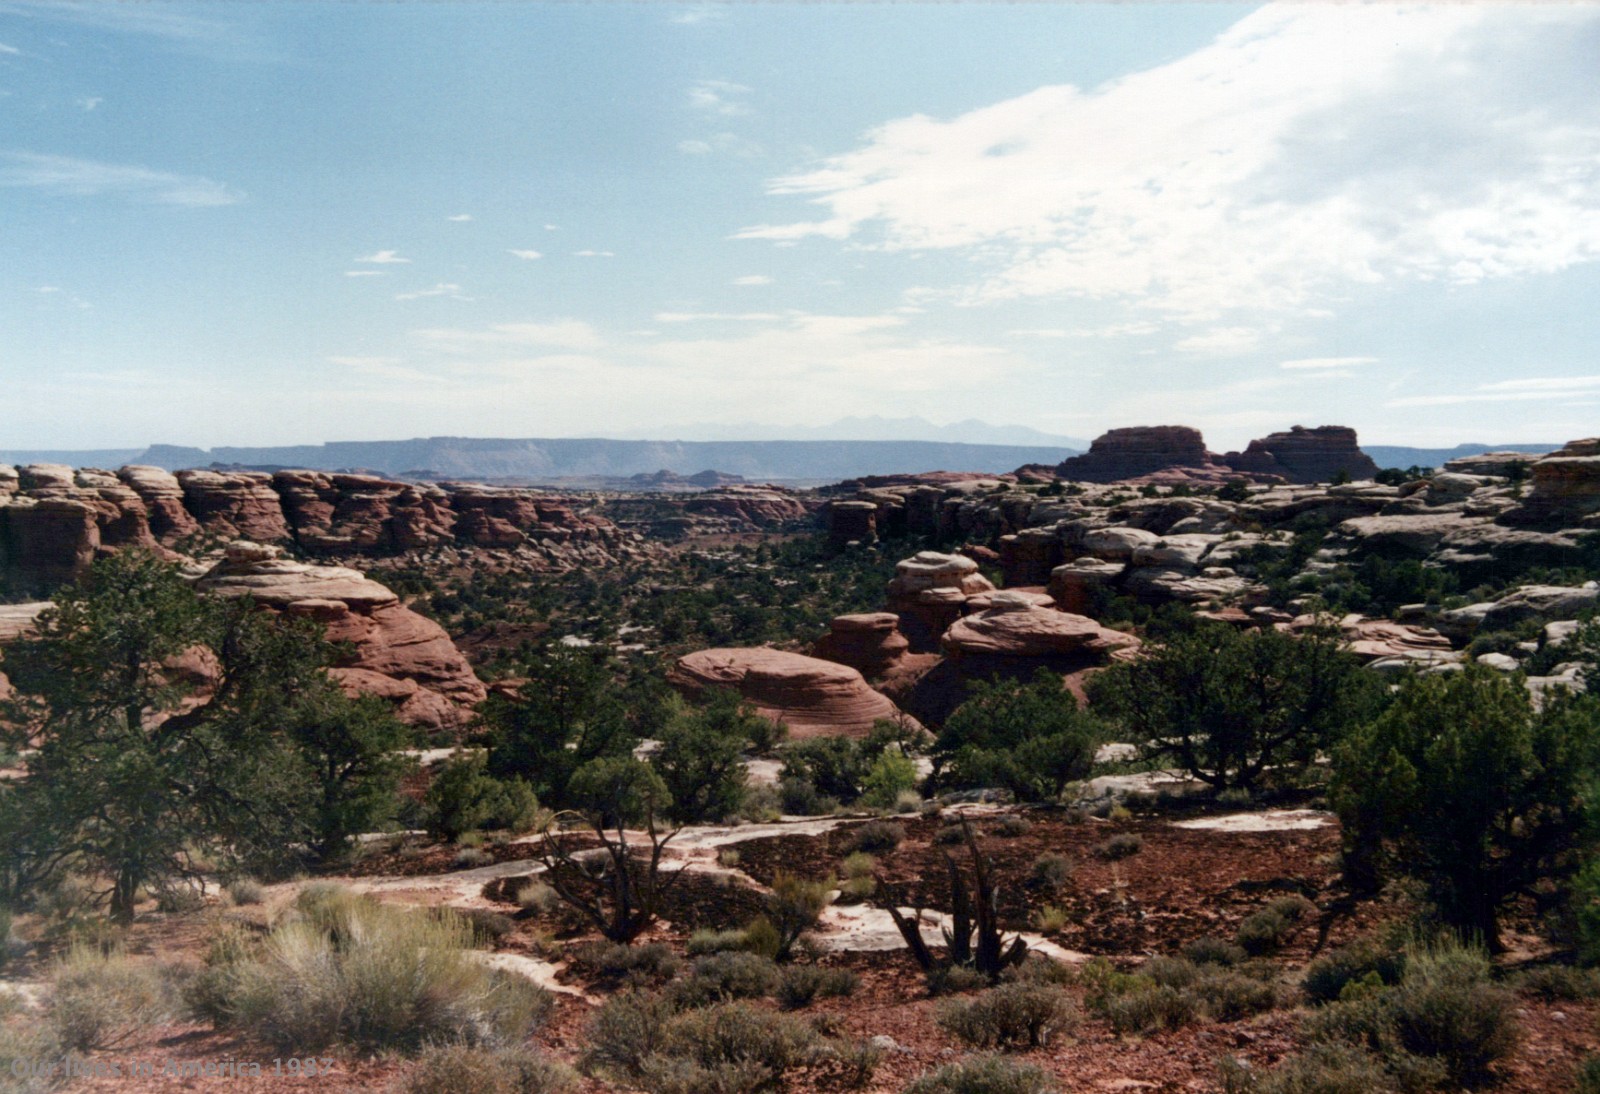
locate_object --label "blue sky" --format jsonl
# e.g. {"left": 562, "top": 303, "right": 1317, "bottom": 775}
{"left": 3, "top": 1, "right": 1599, "bottom": 452}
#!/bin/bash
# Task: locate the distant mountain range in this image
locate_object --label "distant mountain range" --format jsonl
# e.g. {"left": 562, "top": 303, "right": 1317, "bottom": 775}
{"left": 124, "top": 437, "right": 1082, "bottom": 482}
{"left": 608, "top": 416, "right": 1093, "bottom": 449}
{"left": 0, "top": 435, "right": 1566, "bottom": 481}
{"left": 1364, "top": 442, "right": 1562, "bottom": 469}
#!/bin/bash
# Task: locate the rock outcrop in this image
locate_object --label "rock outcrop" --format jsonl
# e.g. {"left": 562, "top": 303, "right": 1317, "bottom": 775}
{"left": 1221, "top": 426, "right": 1379, "bottom": 483}
{"left": 1, "top": 463, "right": 641, "bottom": 594}
{"left": 886, "top": 551, "right": 997, "bottom": 650}
{"left": 667, "top": 648, "right": 916, "bottom": 740}
{"left": 941, "top": 594, "right": 1140, "bottom": 661}
{"left": 1055, "top": 427, "right": 1224, "bottom": 483}
{"left": 195, "top": 541, "right": 486, "bottom": 730}
{"left": 812, "top": 613, "right": 910, "bottom": 678}
{"left": 1501, "top": 438, "right": 1600, "bottom": 526}
{"left": 1052, "top": 424, "right": 1378, "bottom": 486}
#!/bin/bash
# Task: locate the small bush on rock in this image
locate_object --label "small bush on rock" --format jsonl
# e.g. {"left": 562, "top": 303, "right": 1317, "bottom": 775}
{"left": 1028, "top": 853, "right": 1073, "bottom": 893}
{"left": 849, "top": 820, "right": 905, "bottom": 853}
{"left": 1094, "top": 834, "right": 1143, "bottom": 860}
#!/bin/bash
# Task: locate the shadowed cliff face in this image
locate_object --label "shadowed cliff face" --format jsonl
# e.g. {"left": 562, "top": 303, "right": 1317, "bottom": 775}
{"left": 0, "top": 464, "right": 639, "bottom": 596}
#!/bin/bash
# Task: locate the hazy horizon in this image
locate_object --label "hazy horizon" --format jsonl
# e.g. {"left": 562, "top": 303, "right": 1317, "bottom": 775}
{"left": 5, "top": 3, "right": 1599, "bottom": 452}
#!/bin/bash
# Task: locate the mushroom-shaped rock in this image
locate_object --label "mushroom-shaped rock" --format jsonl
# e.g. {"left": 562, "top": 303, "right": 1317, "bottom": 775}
{"left": 964, "top": 588, "right": 1055, "bottom": 613}
{"left": 942, "top": 600, "right": 1141, "bottom": 661}
{"left": 887, "top": 551, "right": 997, "bottom": 651}
{"left": 812, "top": 613, "right": 909, "bottom": 678}
{"left": 195, "top": 542, "right": 486, "bottom": 729}
{"left": 1292, "top": 614, "right": 1460, "bottom": 668}
{"left": 668, "top": 648, "right": 915, "bottom": 740}
{"left": 1080, "top": 527, "right": 1160, "bottom": 561}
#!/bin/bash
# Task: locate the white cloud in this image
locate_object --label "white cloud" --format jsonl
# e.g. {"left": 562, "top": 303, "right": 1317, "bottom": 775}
{"left": 677, "top": 132, "right": 762, "bottom": 158}
{"left": 412, "top": 320, "right": 606, "bottom": 352}
{"left": 507, "top": 249, "right": 543, "bottom": 260}
{"left": 447, "top": 213, "right": 473, "bottom": 222}
{"left": 78, "top": 96, "right": 102, "bottom": 111}
{"left": 689, "top": 79, "right": 752, "bottom": 117}
{"left": 1281, "top": 356, "right": 1378, "bottom": 370}
{"left": 732, "top": 275, "right": 773, "bottom": 286}
{"left": 654, "top": 312, "right": 785, "bottom": 323}
{"left": 544, "top": 224, "right": 559, "bottom": 231}
{"left": 0, "top": 151, "right": 243, "bottom": 206}
{"left": 357, "top": 249, "right": 410, "bottom": 264}
{"left": 0, "top": 41, "right": 19, "bottom": 54}
{"left": 344, "top": 270, "right": 383, "bottom": 277}
{"left": 739, "top": 6, "right": 1600, "bottom": 321}
{"left": 669, "top": 6, "right": 724, "bottom": 25}
{"left": 1174, "top": 327, "right": 1260, "bottom": 355}
{"left": 573, "top": 249, "right": 615, "bottom": 257}
{"left": 1387, "top": 375, "right": 1600, "bottom": 407}
{"left": 395, "top": 282, "right": 471, "bottom": 301}
{"left": 1010, "top": 322, "right": 1159, "bottom": 339}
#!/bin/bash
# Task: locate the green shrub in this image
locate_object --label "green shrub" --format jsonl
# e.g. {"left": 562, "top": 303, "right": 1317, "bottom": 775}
{"left": 426, "top": 752, "right": 518, "bottom": 842}
{"left": 1512, "top": 963, "right": 1600, "bottom": 1000}
{"left": 1386, "top": 945, "right": 1519, "bottom": 1086}
{"left": 861, "top": 746, "right": 919, "bottom": 810}
{"left": 670, "top": 951, "right": 781, "bottom": 1008}
{"left": 1031, "top": 905, "right": 1069, "bottom": 933}
{"left": 393, "top": 1043, "right": 579, "bottom": 1094}
{"left": 226, "top": 878, "right": 266, "bottom": 906}
{"left": 456, "top": 907, "right": 516, "bottom": 946}
{"left": 775, "top": 964, "right": 858, "bottom": 1009}
{"left": 1302, "top": 938, "right": 1405, "bottom": 1005}
{"left": 1253, "top": 1043, "right": 1397, "bottom": 1094}
{"left": 688, "top": 928, "right": 751, "bottom": 956}
{"left": 206, "top": 888, "right": 549, "bottom": 1052}
{"left": 1029, "top": 853, "right": 1073, "bottom": 893}
{"left": 456, "top": 846, "right": 496, "bottom": 868}
{"left": 570, "top": 940, "right": 681, "bottom": 987}
{"left": 1094, "top": 834, "right": 1143, "bottom": 860}
{"left": 1182, "top": 937, "right": 1246, "bottom": 967}
{"left": 1267, "top": 894, "right": 1317, "bottom": 923}
{"left": 926, "top": 964, "right": 991, "bottom": 996}
{"left": 49, "top": 944, "right": 177, "bottom": 1051}
{"left": 842, "top": 851, "right": 876, "bottom": 879}
{"left": 993, "top": 815, "right": 1031, "bottom": 838}
{"left": 584, "top": 990, "right": 681, "bottom": 1078}
{"left": 1190, "top": 969, "right": 1280, "bottom": 1022}
{"left": 936, "top": 982, "right": 1075, "bottom": 1049}
{"left": 1236, "top": 909, "right": 1290, "bottom": 955}
{"left": 1100, "top": 983, "right": 1198, "bottom": 1034}
{"left": 848, "top": 820, "right": 904, "bottom": 853}
{"left": 934, "top": 823, "right": 967, "bottom": 845}
{"left": 902, "top": 1054, "right": 1056, "bottom": 1094}
{"left": 766, "top": 872, "right": 832, "bottom": 961}
{"left": 778, "top": 777, "right": 828, "bottom": 816}
{"left": 516, "top": 880, "right": 559, "bottom": 916}
{"left": 647, "top": 1002, "right": 817, "bottom": 1090}
{"left": 1576, "top": 1055, "right": 1600, "bottom": 1094}
{"left": 1004, "top": 956, "right": 1075, "bottom": 986}
{"left": 741, "top": 916, "right": 782, "bottom": 961}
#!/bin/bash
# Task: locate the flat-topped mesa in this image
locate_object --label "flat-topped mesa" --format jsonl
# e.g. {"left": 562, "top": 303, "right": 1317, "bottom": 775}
{"left": 195, "top": 541, "right": 486, "bottom": 730}
{"left": 1055, "top": 426, "right": 1217, "bottom": 483}
{"left": 667, "top": 647, "right": 918, "bottom": 740}
{"left": 1221, "top": 425, "right": 1379, "bottom": 484}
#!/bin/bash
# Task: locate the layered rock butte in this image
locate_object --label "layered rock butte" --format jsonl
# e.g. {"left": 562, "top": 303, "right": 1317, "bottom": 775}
{"left": 1054, "top": 424, "right": 1379, "bottom": 486}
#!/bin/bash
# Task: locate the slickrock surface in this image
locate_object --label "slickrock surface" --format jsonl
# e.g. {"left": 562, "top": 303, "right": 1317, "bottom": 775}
{"left": 195, "top": 541, "right": 486, "bottom": 729}
{"left": 668, "top": 647, "right": 916, "bottom": 739}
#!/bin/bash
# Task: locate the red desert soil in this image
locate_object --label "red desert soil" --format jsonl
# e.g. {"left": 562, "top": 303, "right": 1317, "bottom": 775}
{"left": 12, "top": 808, "right": 1599, "bottom": 1093}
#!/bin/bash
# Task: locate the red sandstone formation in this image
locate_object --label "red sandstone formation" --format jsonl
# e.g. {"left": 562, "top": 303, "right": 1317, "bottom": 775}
{"left": 941, "top": 593, "right": 1140, "bottom": 661}
{"left": 667, "top": 647, "right": 916, "bottom": 740}
{"left": 1, "top": 463, "right": 638, "bottom": 592}
{"left": 1054, "top": 424, "right": 1377, "bottom": 486}
{"left": 812, "top": 612, "right": 910, "bottom": 678}
{"left": 886, "top": 551, "right": 997, "bottom": 650}
{"left": 1222, "top": 426, "right": 1378, "bottom": 483}
{"left": 195, "top": 541, "right": 486, "bottom": 730}
{"left": 1502, "top": 438, "right": 1600, "bottom": 526}
{"left": 1055, "top": 427, "right": 1221, "bottom": 483}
